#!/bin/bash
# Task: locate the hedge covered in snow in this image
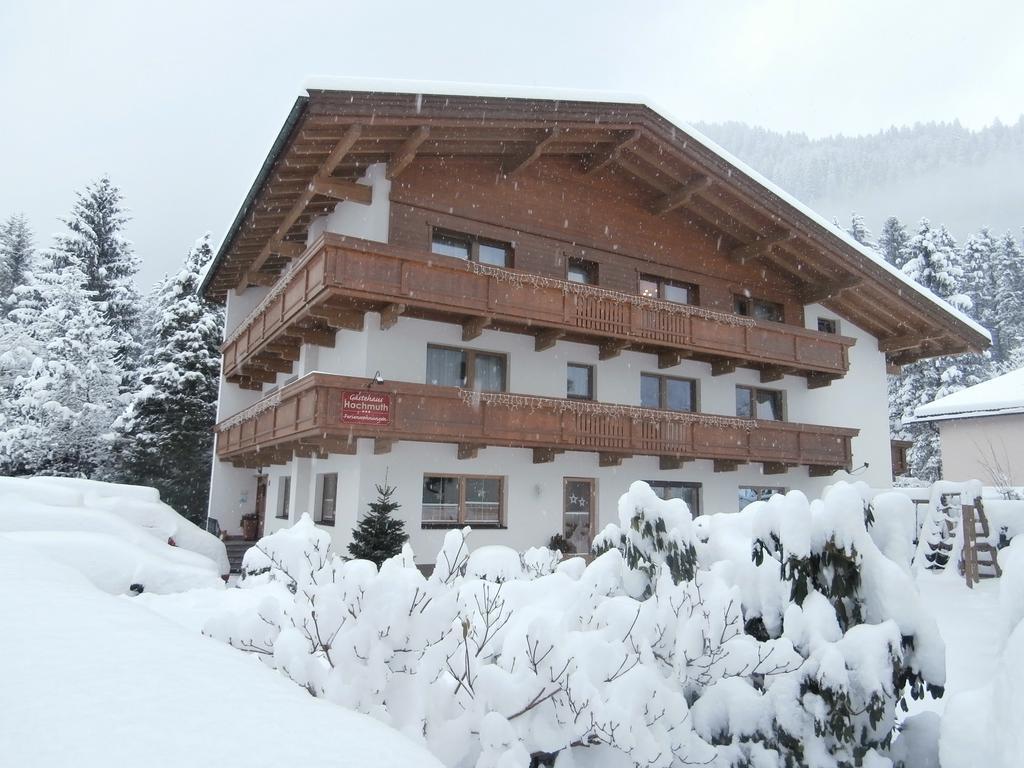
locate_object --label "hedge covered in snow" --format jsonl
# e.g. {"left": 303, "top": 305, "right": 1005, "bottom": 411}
{"left": 207, "top": 481, "right": 943, "bottom": 768}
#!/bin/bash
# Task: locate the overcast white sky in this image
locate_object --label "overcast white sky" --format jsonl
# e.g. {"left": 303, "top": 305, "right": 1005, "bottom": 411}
{"left": 2, "top": 0, "right": 1023, "bottom": 287}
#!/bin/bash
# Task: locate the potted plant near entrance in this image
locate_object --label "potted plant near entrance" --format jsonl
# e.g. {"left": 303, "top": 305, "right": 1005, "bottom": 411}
{"left": 240, "top": 512, "right": 259, "bottom": 542}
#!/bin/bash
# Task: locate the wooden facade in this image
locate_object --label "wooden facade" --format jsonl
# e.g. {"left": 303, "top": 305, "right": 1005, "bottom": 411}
{"left": 216, "top": 373, "right": 858, "bottom": 474}
{"left": 221, "top": 235, "right": 855, "bottom": 390}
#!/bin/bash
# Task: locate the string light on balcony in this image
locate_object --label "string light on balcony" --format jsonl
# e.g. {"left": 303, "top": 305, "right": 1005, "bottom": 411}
{"left": 459, "top": 389, "right": 755, "bottom": 431}
{"left": 468, "top": 262, "right": 755, "bottom": 328}
{"left": 215, "top": 393, "right": 282, "bottom": 432}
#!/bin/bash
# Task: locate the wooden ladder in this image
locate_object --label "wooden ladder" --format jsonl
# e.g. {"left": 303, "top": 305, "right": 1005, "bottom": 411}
{"left": 962, "top": 498, "right": 1002, "bottom": 587}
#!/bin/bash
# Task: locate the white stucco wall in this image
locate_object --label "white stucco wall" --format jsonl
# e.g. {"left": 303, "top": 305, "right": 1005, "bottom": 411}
{"left": 938, "top": 415, "right": 1023, "bottom": 485}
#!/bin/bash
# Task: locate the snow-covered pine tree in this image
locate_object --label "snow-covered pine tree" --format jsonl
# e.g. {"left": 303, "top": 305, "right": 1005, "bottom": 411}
{"left": 888, "top": 221, "right": 972, "bottom": 480}
{"left": 113, "top": 235, "right": 223, "bottom": 524}
{"left": 50, "top": 177, "right": 141, "bottom": 382}
{"left": 847, "top": 211, "right": 874, "bottom": 247}
{"left": 347, "top": 479, "right": 408, "bottom": 566}
{"left": 0, "top": 213, "right": 34, "bottom": 307}
{"left": 959, "top": 228, "right": 1000, "bottom": 351}
{"left": 878, "top": 216, "right": 909, "bottom": 268}
{"left": 993, "top": 232, "right": 1024, "bottom": 365}
{"left": 0, "top": 249, "right": 122, "bottom": 476}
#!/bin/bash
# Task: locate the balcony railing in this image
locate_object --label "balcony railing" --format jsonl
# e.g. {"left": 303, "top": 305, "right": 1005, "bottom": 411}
{"left": 221, "top": 234, "right": 855, "bottom": 389}
{"left": 215, "top": 374, "right": 858, "bottom": 474}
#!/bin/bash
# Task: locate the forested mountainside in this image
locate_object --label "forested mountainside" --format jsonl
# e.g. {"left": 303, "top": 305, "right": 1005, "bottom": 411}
{"left": 696, "top": 118, "right": 1024, "bottom": 240}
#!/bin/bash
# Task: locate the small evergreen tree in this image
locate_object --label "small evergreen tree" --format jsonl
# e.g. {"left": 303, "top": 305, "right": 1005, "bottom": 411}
{"left": 0, "top": 213, "right": 35, "bottom": 308}
{"left": 847, "top": 211, "right": 874, "bottom": 247}
{"left": 347, "top": 479, "right": 408, "bottom": 566}
{"left": 877, "top": 216, "right": 909, "bottom": 268}
{"left": 112, "top": 235, "right": 223, "bottom": 523}
{"left": 993, "top": 232, "right": 1024, "bottom": 364}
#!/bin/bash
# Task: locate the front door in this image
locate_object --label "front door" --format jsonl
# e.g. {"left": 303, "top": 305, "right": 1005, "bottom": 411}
{"left": 563, "top": 477, "right": 596, "bottom": 555}
{"left": 254, "top": 475, "right": 269, "bottom": 539}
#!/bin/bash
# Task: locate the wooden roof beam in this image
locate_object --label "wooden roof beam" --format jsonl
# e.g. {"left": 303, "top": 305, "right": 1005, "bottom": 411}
{"left": 728, "top": 232, "right": 795, "bottom": 264}
{"left": 652, "top": 175, "right": 713, "bottom": 215}
{"left": 238, "top": 124, "right": 364, "bottom": 291}
{"left": 583, "top": 129, "right": 643, "bottom": 175}
{"left": 386, "top": 126, "right": 431, "bottom": 180}
{"left": 504, "top": 128, "right": 562, "bottom": 177}
{"left": 801, "top": 275, "right": 864, "bottom": 304}
{"left": 308, "top": 176, "right": 373, "bottom": 205}
{"left": 878, "top": 332, "right": 946, "bottom": 354}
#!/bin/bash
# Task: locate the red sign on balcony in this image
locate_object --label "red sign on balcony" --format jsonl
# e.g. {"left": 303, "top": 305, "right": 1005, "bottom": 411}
{"left": 341, "top": 390, "right": 392, "bottom": 426}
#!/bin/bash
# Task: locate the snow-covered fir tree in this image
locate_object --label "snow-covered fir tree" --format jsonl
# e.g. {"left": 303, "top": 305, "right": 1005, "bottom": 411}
{"left": 878, "top": 216, "right": 909, "bottom": 268}
{"left": 993, "top": 232, "right": 1024, "bottom": 365}
{"left": 959, "top": 228, "right": 1000, "bottom": 349}
{"left": 0, "top": 213, "right": 35, "bottom": 306}
{"left": 847, "top": 211, "right": 874, "bottom": 247}
{"left": 113, "top": 235, "right": 223, "bottom": 524}
{"left": 0, "top": 249, "right": 122, "bottom": 476}
{"left": 50, "top": 177, "right": 142, "bottom": 381}
{"left": 347, "top": 479, "right": 409, "bottom": 566}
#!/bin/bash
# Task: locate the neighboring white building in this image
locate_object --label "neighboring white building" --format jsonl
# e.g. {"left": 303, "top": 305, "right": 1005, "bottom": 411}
{"left": 913, "top": 367, "right": 1024, "bottom": 487}
{"left": 201, "top": 80, "right": 989, "bottom": 562}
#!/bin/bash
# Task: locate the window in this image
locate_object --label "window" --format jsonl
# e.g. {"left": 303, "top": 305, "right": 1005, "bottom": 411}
{"left": 817, "top": 317, "right": 838, "bottom": 335}
{"left": 738, "top": 486, "right": 786, "bottom": 511}
{"left": 431, "top": 228, "right": 512, "bottom": 268}
{"left": 563, "top": 478, "right": 596, "bottom": 554}
{"left": 422, "top": 475, "right": 504, "bottom": 527}
{"left": 640, "top": 373, "right": 697, "bottom": 412}
{"left": 646, "top": 481, "right": 702, "bottom": 517}
{"left": 317, "top": 473, "right": 338, "bottom": 526}
{"left": 639, "top": 274, "right": 698, "bottom": 305}
{"left": 276, "top": 477, "right": 291, "bottom": 520}
{"left": 567, "top": 363, "right": 594, "bottom": 400}
{"left": 736, "top": 386, "right": 785, "bottom": 421}
{"left": 734, "top": 294, "right": 785, "bottom": 323}
{"left": 567, "top": 257, "right": 598, "bottom": 285}
{"left": 426, "top": 345, "right": 507, "bottom": 392}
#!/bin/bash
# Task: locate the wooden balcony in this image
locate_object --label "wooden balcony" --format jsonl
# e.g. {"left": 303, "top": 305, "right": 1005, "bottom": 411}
{"left": 221, "top": 234, "right": 856, "bottom": 389}
{"left": 215, "top": 374, "right": 858, "bottom": 474}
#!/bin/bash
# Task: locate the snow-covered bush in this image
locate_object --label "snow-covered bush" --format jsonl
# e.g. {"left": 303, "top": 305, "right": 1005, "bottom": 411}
{"left": 206, "top": 481, "right": 943, "bottom": 768}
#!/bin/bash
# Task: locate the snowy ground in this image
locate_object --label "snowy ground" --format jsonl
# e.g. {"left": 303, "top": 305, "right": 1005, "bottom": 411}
{"left": 910, "top": 572, "right": 1003, "bottom": 718}
{"left": 0, "top": 537, "right": 442, "bottom": 768}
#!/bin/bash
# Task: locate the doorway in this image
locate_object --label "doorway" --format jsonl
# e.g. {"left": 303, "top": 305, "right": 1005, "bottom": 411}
{"left": 563, "top": 477, "right": 596, "bottom": 555}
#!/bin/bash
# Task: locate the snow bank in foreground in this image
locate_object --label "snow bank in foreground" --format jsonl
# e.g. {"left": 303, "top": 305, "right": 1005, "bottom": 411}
{"left": 0, "top": 537, "right": 443, "bottom": 768}
{"left": 0, "top": 475, "right": 228, "bottom": 577}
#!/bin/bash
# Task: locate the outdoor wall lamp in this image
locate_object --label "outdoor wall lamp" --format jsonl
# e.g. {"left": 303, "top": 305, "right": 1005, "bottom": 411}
{"left": 366, "top": 370, "right": 385, "bottom": 388}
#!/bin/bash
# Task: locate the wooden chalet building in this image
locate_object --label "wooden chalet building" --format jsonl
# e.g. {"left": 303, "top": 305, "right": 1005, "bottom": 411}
{"left": 202, "top": 79, "right": 989, "bottom": 557}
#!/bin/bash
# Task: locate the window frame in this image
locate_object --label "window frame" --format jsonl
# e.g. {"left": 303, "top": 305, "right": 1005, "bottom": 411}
{"left": 738, "top": 485, "right": 787, "bottom": 511}
{"left": 640, "top": 372, "right": 699, "bottom": 412}
{"left": 566, "top": 256, "right": 599, "bottom": 285}
{"left": 431, "top": 227, "right": 513, "bottom": 268}
{"left": 426, "top": 344, "right": 508, "bottom": 392}
{"left": 733, "top": 294, "right": 785, "bottom": 323}
{"left": 645, "top": 480, "right": 702, "bottom": 517}
{"left": 562, "top": 476, "right": 597, "bottom": 555}
{"left": 639, "top": 273, "right": 699, "bottom": 305}
{"left": 566, "top": 362, "right": 595, "bottom": 401}
{"left": 817, "top": 317, "right": 839, "bottom": 335}
{"left": 735, "top": 385, "right": 786, "bottom": 422}
{"left": 316, "top": 473, "right": 338, "bottom": 526}
{"left": 421, "top": 473, "right": 506, "bottom": 529}
{"left": 276, "top": 476, "right": 291, "bottom": 520}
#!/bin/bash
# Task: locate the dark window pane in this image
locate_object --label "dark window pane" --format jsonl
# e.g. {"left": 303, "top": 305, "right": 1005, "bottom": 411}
{"left": 738, "top": 486, "right": 785, "bottom": 511}
{"left": 320, "top": 474, "right": 338, "bottom": 523}
{"left": 817, "top": 317, "right": 838, "bottom": 334}
{"left": 568, "top": 258, "right": 597, "bottom": 285}
{"left": 423, "top": 476, "right": 461, "bottom": 524}
{"left": 736, "top": 388, "right": 754, "bottom": 419}
{"left": 478, "top": 242, "right": 510, "bottom": 267}
{"left": 464, "top": 478, "right": 502, "bottom": 525}
{"left": 734, "top": 295, "right": 750, "bottom": 315}
{"left": 753, "top": 299, "right": 784, "bottom": 322}
{"left": 426, "top": 347, "right": 466, "bottom": 387}
{"left": 639, "top": 275, "right": 659, "bottom": 299}
{"left": 647, "top": 481, "right": 701, "bottom": 517}
{"left": 431, "top": 232, "right": 471, "bottom": 260}
{"left": 567, "top": 364, "right": 593, "bottom": 400}
{"left": 473, "top": 353, "right": 506, "bottom": 392}
{"left": 641, "top": 374, "right": 661, "bottom": 408}
{"left": 664, "top": 378, "right": 695, "bottom": 412}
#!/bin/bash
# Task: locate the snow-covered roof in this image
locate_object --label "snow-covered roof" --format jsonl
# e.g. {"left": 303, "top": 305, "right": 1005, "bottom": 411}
{"left": 303, "top": 76, "right": 991, "bottom": 343}
{"left": 913, "top": 367, "right": 1024, "bottom": 422}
